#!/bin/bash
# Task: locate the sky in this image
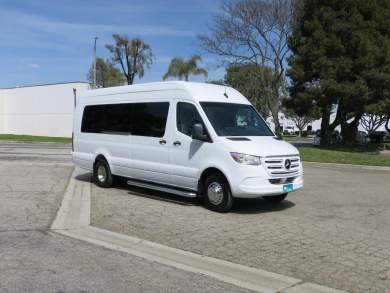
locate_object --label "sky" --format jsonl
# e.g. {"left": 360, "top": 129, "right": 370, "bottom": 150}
{"left": 0, "top": 0, "right": 225, "bottom": 88}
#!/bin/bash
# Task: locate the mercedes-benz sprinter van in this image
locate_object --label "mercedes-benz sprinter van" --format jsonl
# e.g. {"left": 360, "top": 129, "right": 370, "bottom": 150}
{"left": 72, "top": 81, "right": 303, "bottom": 212}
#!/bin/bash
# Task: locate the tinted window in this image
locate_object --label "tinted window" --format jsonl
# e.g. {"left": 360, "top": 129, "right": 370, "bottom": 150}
{"left": 81, "top": 102, "right": 169, "bottom": 137}
{"left": 81, "top": 103, "right": 131, "bottom": 134}
{"left": 131, "top": 102, "right": 169, "bottom": 137}
{"left": 200, "top": 102, "right": 273, "bottom": 136}
{"left": 177, "top": 102, "right": 204, "bottom": 137}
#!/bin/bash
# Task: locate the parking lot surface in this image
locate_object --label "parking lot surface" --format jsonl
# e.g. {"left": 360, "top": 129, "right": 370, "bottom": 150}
{"left": 0, "top": 142, "right": 253, "bottom": 293}
{"left": 91, "top": 163, "right": 390, "bottom": 293}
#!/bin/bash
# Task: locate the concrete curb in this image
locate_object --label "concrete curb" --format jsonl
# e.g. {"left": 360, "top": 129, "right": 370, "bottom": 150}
{"left": 51, "top": 167, "right": 348, "bottom": 293}
{"left": 303, "top": 161, "right": 390, "bottom": 172}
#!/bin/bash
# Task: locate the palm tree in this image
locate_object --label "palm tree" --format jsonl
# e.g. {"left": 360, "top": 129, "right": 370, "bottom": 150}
{"left": 163, "top": 55, "right": 208, "bottom": 81}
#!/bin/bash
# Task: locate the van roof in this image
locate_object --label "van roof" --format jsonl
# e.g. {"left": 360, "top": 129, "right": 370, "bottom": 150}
{"left": 77, "top": 81, "right": 249, "bottom": 104}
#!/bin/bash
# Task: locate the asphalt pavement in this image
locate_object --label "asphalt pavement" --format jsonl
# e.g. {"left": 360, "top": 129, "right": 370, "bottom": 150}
{"left": 0, "top": 142, "right": 253, "bottom": 293}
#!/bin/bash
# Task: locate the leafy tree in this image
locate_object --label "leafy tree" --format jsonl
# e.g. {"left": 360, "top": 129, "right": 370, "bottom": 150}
{"left": 224, "top": 64, "right": 276, "bottom": 119}
{"left": 207, "top": 79, "right": 224, "bottom": 85}
{"left": 199, "top": 0, "right": 294, "bottom": 136}
{"left": 288, "top": 0, "right": 390, "bottom": 145}
{"left": 163, "top": 55, "right": 207, "bottom": 81}
{"left": 106, "top": 35, "right": 154, "bottom": 85}
{"left": 87, "top": 58, "right": 126, "bottom": 88}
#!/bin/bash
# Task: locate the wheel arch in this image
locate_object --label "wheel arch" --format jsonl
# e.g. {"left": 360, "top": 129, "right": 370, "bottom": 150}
{"left": 198, "top": 167, "right": 231, "bottom": 194}
{"left": 93, "top": 153, "right": 111, "bottom": 170}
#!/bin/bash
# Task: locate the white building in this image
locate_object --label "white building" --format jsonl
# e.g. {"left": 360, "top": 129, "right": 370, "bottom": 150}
{"left": 0, "top": 82, "right": 89, "bottom": 137}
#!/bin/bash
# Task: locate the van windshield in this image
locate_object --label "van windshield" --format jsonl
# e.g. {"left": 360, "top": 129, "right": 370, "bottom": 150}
{"left": 200, "top": 102, "right": 274, "bottom": 137}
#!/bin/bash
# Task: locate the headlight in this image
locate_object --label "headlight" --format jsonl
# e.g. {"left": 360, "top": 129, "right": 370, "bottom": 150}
{"left": 230, "top": 152, "right": 261, "bottom": 165}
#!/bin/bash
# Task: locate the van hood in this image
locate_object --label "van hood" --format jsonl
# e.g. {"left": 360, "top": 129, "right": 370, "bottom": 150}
{"left": 223, "top": 136, "right": 299, "bottom": 157}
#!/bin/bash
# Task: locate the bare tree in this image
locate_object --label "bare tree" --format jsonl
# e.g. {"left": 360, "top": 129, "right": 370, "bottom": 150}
{"left": 290, "top": 115, "right": 313, "bottom": 136}
{"left": 106, "top": 35, "right": 154, "bottom": 85}
{"left": 360, "top": 113, "right": 387, "bottom": 134}
{"left": 199, "top": 0, "right": 293, "bottom": 135}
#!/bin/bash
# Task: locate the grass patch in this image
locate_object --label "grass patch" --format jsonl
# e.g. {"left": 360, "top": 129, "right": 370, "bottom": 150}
{"left": 298, "top": 144, "right": 390, "bottom": 167}
{"left": 0, "top": 134, "right": 71, "bottom": 144}
{"left": 282, "top": 135, "right": 303, "bottom": 140}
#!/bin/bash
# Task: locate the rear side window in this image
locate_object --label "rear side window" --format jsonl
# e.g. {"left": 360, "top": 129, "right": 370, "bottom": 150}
{"left": 81, "top": 104, "right": 131, "bottom": 134}
{"left": 176, "top": 102, "right": 204, "bottom": 137}
{"left": 81, "top": 102, "right": 169, "bottom": 138}
{"left": 131, "top": 102, "right": 169, "bottom": 137}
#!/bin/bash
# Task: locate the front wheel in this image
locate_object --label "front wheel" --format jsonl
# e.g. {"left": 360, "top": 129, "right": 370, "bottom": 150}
{"left": 263, "top": 193, "right": 287, "bottom": 204}
{"left": 203, "top": 173, "right": 234, "bottom": 212}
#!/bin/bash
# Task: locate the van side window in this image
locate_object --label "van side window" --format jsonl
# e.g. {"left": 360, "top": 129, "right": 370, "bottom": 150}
{"left": 81, "top": 104, "right": 131, "bottom": 134}
{"left": 176, "top": 102, "right": 204, "bottom": 137}
{"left": 131, "top": 102, "right": 169, "bottom": 137}
{"left": 81, "top": 102, "right": 169, "bottom": 137}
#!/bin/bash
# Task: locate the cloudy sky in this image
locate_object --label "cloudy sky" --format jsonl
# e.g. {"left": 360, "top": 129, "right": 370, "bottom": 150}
{"left": 0, "top": 0, "right": 224, "bottom": 87}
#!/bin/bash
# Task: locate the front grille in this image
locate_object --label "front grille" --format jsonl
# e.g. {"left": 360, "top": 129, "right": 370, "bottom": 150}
{"left": 264, "top": 155, "right": 300, "bottom": 177}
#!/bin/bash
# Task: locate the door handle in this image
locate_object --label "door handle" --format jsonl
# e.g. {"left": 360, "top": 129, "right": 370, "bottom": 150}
{"left": 159, "top": 139, "right": 167, "bottom": 145}
{"left": 173, "top": 141, "right": 181, "bottom": 146}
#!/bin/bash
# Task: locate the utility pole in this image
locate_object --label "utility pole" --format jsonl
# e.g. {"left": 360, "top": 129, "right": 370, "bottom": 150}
{"left": 93, "top": 37, "right": 99, "bottom": 88}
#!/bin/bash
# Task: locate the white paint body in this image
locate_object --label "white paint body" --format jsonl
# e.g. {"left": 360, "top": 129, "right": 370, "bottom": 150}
{"left": 72, "top": 81, "right": 303, "bottom": 198}
{"left": 0, "top": 82, "right": 89, "bottom": 137}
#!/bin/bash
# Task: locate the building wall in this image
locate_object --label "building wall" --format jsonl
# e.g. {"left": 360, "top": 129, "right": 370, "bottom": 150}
{"left": 0, "top": 82, "right": 89, "bottom": 137}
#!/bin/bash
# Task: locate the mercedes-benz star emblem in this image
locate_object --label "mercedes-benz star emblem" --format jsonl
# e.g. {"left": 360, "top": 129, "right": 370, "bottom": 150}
{"left": 284, "top": 159, "right": 291, "bottom": 170}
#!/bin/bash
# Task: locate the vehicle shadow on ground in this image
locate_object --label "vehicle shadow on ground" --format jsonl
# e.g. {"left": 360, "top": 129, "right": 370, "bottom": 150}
{"left": 75, "top": 172, "right": 92, "bottom": 182}
{"left": 75, "top": 173, "right": 295, "bottom": 214}
{"left": 231, "top": 198, "right": 295, "bottom": 214}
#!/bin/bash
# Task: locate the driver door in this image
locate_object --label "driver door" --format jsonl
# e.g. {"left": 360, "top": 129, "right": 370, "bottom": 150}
{"left": 169, "top": 101, "right": 205, "bottom": 190}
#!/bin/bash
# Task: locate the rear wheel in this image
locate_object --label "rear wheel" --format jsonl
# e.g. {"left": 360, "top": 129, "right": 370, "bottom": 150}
{"left": 93, "top": 159, "right": 114, "bottom": 188}
{"left": 203, "top": 173, "right": 234, "bottom": 212}
{"left": 263, "top": 193, "right": 287, "bottom": 203}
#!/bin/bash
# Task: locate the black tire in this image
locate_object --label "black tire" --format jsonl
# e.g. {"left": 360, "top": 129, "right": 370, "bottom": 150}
{"left": 263, "top": 193, "right": 287, "bottom": 204}
{"left": 203, "top": 173, "right": 234, "bottom": 212}
{"left": 93, "top": 158, "right": 114, "bottom": 188}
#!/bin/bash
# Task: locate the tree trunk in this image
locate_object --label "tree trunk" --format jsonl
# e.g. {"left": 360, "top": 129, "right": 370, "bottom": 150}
{"left": 340, "top": 115, "right": 361, "bottom": 145}
{"left": 270, "top": 107, "right": 281, "bottom": 136}
{"left": 320, "top": 106, "right": 332, "bottom": 146}
{"left": 385, "top": 115, "right": 390, "bottom": 135}
{"left": 126, "top": 75, "right": 133, "bottom": 85}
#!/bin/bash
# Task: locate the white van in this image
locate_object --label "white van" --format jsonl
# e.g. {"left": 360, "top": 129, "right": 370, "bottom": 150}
{"left": 72, "top": 81, "right": 303, "bottom": 212}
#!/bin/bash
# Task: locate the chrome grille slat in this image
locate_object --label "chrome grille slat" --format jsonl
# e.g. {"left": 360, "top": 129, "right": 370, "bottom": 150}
{"left": 270, "top": 170, "right": 299, "bottom": 175}
{"left": 265, "top": 160, "right": 283, "bottom": 163}
{"left": 264, "top": 155, "right": 300, "bottom": 178}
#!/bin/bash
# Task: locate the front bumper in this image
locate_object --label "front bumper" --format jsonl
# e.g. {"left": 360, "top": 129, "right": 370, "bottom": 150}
{"left": 231, "top": 174, "right": 303, "bottom": 198}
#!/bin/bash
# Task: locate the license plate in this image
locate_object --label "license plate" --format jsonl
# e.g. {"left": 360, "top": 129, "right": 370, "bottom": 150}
{"left": 283, "top": 183, "right": 293, "bottom": 193}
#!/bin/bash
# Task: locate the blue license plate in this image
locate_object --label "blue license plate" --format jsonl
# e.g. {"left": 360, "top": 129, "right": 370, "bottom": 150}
{"left": 283, "top": 183, "right": 293, "bottom": 193}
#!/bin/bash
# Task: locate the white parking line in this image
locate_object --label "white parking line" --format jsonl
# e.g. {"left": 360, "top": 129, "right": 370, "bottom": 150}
{"left": 51, "top": 167, "right": 348, "bottom": 293}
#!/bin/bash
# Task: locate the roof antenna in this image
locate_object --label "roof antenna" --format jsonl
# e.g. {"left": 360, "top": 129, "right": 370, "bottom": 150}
{"left": 223, "top": 86, "right": 228, "bottom": 98}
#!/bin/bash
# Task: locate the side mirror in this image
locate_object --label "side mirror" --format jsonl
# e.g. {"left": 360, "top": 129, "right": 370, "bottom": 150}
{"left": 192, "top": 123, "right": 209, "bottom": 141}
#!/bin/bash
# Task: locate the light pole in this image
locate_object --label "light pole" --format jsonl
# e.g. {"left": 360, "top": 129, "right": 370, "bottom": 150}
{"left": 93, "top": 37, "right": 99, "bottom": 88}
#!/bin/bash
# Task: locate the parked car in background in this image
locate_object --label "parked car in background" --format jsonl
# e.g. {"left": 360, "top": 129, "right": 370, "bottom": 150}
{"left": 368, "top": 131, "right": 387, "bottom": 143}
{"left": 283, "top": 126, "right": 295, "bottom": 135}
{"left": 72, "top": 81, "right": 303, "bottom": 212}
{"left": 356, "top": 131, "right": 368, "bottom": 144}
{"left": 313, "top": 130, "right": 341, "bottom": 146}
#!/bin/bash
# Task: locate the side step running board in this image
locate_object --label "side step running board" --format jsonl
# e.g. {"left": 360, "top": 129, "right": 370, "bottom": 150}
{"left": 127, "top": 179, "right": 197, "bottom": 198}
